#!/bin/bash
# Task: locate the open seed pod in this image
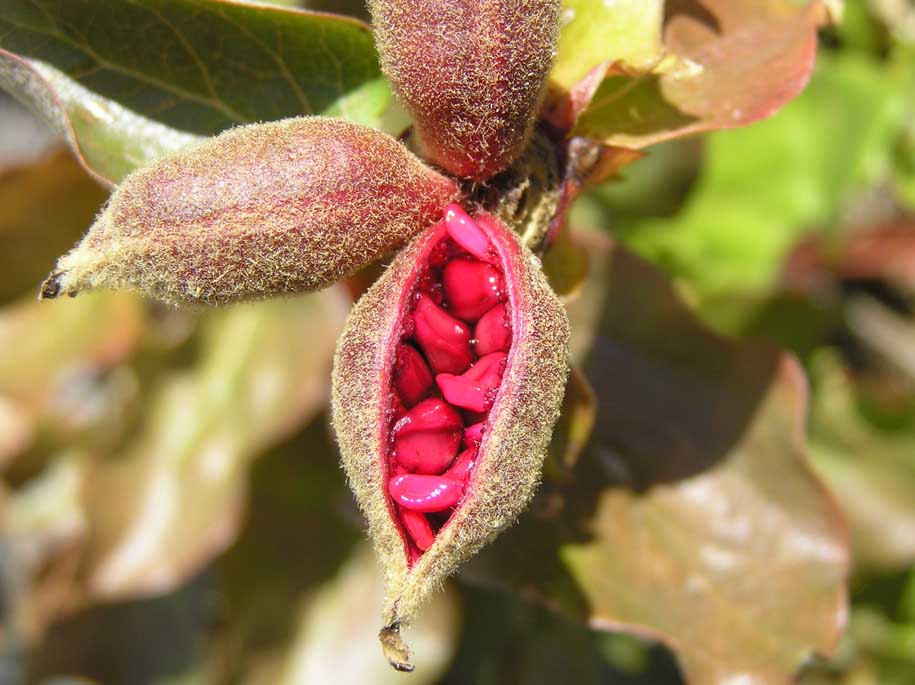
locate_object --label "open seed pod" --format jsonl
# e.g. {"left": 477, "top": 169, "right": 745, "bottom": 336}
{"left": 41, "top": 117, "right": 459, "bottom": 305}
{"left": 371, "top": 0, "right": 562, "bottom": 182}
{"left": 332, "top": 205, "right": 570, "bottom": 670}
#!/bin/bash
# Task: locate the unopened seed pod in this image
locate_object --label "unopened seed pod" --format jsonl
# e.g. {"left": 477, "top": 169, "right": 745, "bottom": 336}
{"left": 332, "top": 205, "right": 569, "bottom": 670}
{"left": 40, "top": 117, "right": 459, "bottom": 305}
{"left": 371, "top": 0, "right": 562, "bottom": 182}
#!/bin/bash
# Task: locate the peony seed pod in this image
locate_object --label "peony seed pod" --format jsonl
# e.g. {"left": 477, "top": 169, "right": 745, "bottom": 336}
{"left": 40, "top": 117, "right": 459, "bottom": 305}
{"left": 370, "top": 0, "right": 562, "bottom": 182}
{"left": 332, "top": 204, "right": 569, "bottom": 670}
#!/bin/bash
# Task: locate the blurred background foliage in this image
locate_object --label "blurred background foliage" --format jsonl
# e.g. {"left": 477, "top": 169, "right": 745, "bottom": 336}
{"left": 0, "top": 0, "right": 914, "bottom": 683}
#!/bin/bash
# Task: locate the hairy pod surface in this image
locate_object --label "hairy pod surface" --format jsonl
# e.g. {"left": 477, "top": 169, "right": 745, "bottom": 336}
{"left": 332, "top": 205, "right": 570, "bottom": 670}
{"left": 40, "top": 117, "right": 459, "bottom": 305}
{"left": 371, "top": 0, "right": 562, "bottom": 182}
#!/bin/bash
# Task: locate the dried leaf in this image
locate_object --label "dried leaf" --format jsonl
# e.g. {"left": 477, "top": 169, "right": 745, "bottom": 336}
{"left": 0, "top": 293, "right": 142, "bottom": 412}
{"left": 81, "top": 292, "right": 349, "bottom": 599}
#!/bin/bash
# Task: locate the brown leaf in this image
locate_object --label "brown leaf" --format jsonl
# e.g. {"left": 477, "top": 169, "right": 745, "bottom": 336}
{"left": 544, "top": 367, "right": 597, "bottom": 481}
{"left": 210, "top": 416, "right": 362, "bottom": 681}
{"left": 0, "top": 294, "right": 141, "bottom": 401}
{"left": 542, "top": 228, "right": 591, "bottom": 300}
{"left": 782, "top": 221, "right": 915, "bottom": 295}
{"left": 0, "top": 147, "right": 107, "bottom": 305}
{"left": 466, "top": 238, "right": 850, "bottom": 685}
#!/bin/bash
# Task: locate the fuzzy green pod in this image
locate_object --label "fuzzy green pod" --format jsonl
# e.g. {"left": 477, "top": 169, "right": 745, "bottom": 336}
{"left": 332, "top": 206, "right": 569, "bottom": 670}
{"left": 41, "top": 117, "right": 459, "bottom": 305}
{"left": 370, "top": 0, "right": 562, "bottom": 182}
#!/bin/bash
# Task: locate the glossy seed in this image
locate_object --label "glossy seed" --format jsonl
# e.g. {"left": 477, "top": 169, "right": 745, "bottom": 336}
{"left": 392, "top": 398, "right": 463, "bottom": 474}
{"left": 442, "top": 258, "right": 505, "bottom": 322}
{"left": 443, "top": 447, "right": 477, "bottom": 484}
{"left": 389, "top": 474, "right": 463, "bottom": 512}
{"left": 412, "top": 293, "right": 474, "bottom": 374}
{"left": 444, "top": 204, "right": 491, "bottom": 260}
{"left": 394, "top": 344, "right": 434, "bottom": 407}
{"left": 435, "top": 352, "right": 507, "bottom": 413}
{"left": 474, "top": 303, "right": 511, "bottom": 356}
{"left": 400, "top": 507, "right": 436, "bottom": 551}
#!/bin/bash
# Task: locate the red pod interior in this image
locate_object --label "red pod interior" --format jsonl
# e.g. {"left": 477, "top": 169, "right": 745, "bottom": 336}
{"left": 384, "top": 205, "right": 516, "bottom": 564}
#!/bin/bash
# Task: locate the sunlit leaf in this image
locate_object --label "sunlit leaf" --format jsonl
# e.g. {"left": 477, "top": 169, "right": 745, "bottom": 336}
{"left": 0, "top": 0, "right": 388, "bottom": 183}
{"left": 612, "top": 52, "right": 907, "bottom": 296}
{"left": 81, "top": 292, "right": 349, "bottom": 599}
{"left": 467, "top": 237, "right": 849, "bottom": 685}
{"left": 551, "top": 0, "right": 664, "bottom": 90}
{"left": 0, "top": 52, "right": 204, "bottom": 185}
{"left": 271, "top": 547, "right": 459, "bottom": 685}
{"left": 566, "top": 0, "right": 826, "bottom": 148}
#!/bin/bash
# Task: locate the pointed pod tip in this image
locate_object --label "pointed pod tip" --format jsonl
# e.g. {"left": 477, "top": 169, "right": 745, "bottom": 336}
{"left": 379, "top": 623, "right": 414, "bottom": 672}
{"left": 38, "top": 272, "right": 65, "bottom": 300}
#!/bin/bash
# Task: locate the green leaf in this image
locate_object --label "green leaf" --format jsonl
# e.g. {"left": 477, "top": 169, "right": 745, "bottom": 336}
{"left": 0, "top": 52, "right": 205, "bottom": 185}
{"left": 604, "top": 51, "right": 907, "bottom": 296}
{"left": 0, "top": 0, "right": 389, "bottom": 183}
{"left": 567, "top": 0, "right": 825, "bottom": 148}
{"left": 551, "top": 0, "right": 664, "bottom": 90}
{"left": 467, "top": 232, "right": 849, "bottom": 685}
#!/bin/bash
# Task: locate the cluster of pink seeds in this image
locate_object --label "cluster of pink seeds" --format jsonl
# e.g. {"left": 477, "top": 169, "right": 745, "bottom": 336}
{"left": 386, "top": 205, "right": 513, "bottom": 559}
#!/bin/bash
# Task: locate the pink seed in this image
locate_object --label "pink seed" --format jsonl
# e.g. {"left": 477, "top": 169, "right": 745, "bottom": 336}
{"left": 474, "top": 302, "right": 511, "bottom": 356}
{"left": 435, "top": 352, "right": 507, "bottom": 413}
{"left": 394, "top": 344, "right": 433, "bottom": 407}
{"left": 463, "top": 422, "right": 485, "bottom": 448}
{"left": 444, "top": 447, "right": 477, "bottom": 484}
{"left": 399, "top": 506, "right": 435, "bottom": 551}
{"left": 389, "top": 474, "right": 463, "bottom": 512}
{"left": 392, "top": 398, "right": 462, "bottom": 474}
{"left": 442, "top": 258, "right": 505, "bottom": 322}
{"left": 464, "top": 351, "right": 507, "bottom": 381}
{"left": 412, "top": 293, "right": 474, "bottom": 374}
{"left": 444, "top": 203, "right": 492, "bottom": 260}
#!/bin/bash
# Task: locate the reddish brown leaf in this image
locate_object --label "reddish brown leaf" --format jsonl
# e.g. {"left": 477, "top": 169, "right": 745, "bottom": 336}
{"left": 558, "top": 1, "right": 827, "bottom": 149}
{"left": 465, "top": 232, "right": 849, "bottom": 685}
